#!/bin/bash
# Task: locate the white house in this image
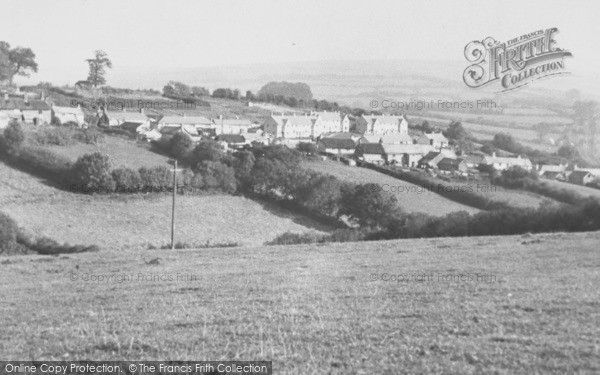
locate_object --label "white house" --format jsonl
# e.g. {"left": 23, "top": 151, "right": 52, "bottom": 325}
{"left": 211, "top": 116, "right": 253, "bottom": 135}
{"left": 0, "top": 97, "right": 51, "bottom": 125}
{"left": 383, "top": 144, "right": 435, "bottom": 167}
{"left": 417, "top": 132, "right": 449, "bottom": 149}
{"left": 354, "top": 114, "right": 408, "bottom": 135}
{"left": 52, "top": 105, "right": 86, "bottom": 127}
{"left": 264, "top": 111, "right": 349, "bottom": 139}
{"left": 100, "top": 110, "right": 150, "bottom": 128}
{"left": 480, "top": 153, "right": 534, "bottom": 171}
{"left": 364, "top": 132, "right": 414, "bottom": 145}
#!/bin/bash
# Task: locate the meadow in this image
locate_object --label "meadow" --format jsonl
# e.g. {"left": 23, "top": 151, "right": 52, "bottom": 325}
{"left": 303, "top": 160, "right": 481, "bottom": 216}
{"left": 0, "top": 161, "right": 331, "bottom": 249}
{"left": 1, "top": 231, "right": 599, "bottom": 374}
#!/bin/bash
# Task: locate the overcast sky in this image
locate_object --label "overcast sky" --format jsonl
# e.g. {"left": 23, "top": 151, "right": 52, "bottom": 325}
{"left": 1, "top": 0, "right": 598, "bottom": 86}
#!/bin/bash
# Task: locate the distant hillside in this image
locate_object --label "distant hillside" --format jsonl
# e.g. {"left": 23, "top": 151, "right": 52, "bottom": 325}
{"left": 257, "top": 81, "right": 313, "bottom": 101}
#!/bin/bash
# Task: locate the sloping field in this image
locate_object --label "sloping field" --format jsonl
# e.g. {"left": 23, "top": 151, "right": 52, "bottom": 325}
{"left": 303, "top": 160, "right": 480, "bottom": 215}
{"left": 543, "top": 179, "right": 600, "bottom": 200}
{"left": 1, "top": 231, "right": 599, "bottom": 374}
{"left": 0, "top": 162, "right": 331, "bottom": 249}
{"left": 40, "top": 136, "right": 171, "bottom": 169}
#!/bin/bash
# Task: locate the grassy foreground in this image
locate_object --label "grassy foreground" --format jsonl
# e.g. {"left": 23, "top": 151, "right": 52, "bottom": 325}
{"left": 1, "top": 231, "right": 599, "bottom": 374}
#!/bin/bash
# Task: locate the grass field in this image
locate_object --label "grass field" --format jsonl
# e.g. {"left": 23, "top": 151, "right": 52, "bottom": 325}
{"left": 1, "top": 231, "right": 599, "bottom": 374}
{"left": 39, "top": 136, "right": 172, "bottom": 169}
{"left": 427, "top": 111, "right": 573, "bottom": 127}
{"left": 542, "top": 179, "right": 600, "bottom": 200}
{"left": 303, "top": 160, "right": 480, "bottom": 216}
{"left": 0, "top": 162, "right": 331, "bottom": 249}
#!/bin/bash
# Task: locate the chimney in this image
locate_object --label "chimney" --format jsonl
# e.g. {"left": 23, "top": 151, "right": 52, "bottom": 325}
{"left": 492, "top": 152, "right": 496, "bottom": 157}
{"left": 3, "top": 93, "right": 8, "bottom": 102}
{"left": 140, "top": 108, "right": 144, "bottom": 114}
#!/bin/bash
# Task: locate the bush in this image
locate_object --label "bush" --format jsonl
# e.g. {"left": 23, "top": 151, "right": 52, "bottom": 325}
{"left": 71, "top": 152, "right": 116, "bottom": 193}
{"left": 3, "top": 121, "right": 25, "bottom": 149}
{"left": 4, "top": 145, "right": 73, "bottom": 182}
{"left": 138, "top": 166, "right": 173, "bottom": 192}
{"left": 32, "top": 126, "right": 75, "bottom": 146}
{"left": 194, "top": 161, "right": 237, "bottom": 194}
{"left": 169, "top": 132, "right": 194, "bottom": 160}
{"left": 266, "top": 231, "right": 324, "bottom": 245}
{"left": 0, "top": 212, "right": 18, "bottom": 254}
{"left": 340, "top": 183, "right": 400, "bottom": 228}
{"left": 112, "top": 168, "right": 143, "bottom": 192}
{"left": 190, "top": 140, "right": 226, "bottom": 167}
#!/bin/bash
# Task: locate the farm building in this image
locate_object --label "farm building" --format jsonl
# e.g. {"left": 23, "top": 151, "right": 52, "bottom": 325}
{"left": 480, "top": 153, "right": 534, "bottom": 171}
{"left": 158, "top": 115, "right": 212, "bottom": 132}
{"left": 0, "top": 98, "right": 51, "bottom": 125}
{"left": 216, "top": 134, "right": 247, "bottom": 149}
{"left": 437, "top": 158, "right": 468, "bottom": 174}
{"left": 211, "top": 116, "right": 253, "bottom": 135}
{"left": 364, "top": 132, "right": 414, "bottom": 145}
{"left": 356, "top": 143, "right": 386, "bottom": 164}
{"left": 417, "top": 132, "right": 449, "bottom": 149}
{"left": 538, "top": 163, "right": 568, "bottom": 176}
{"left": 383, "top": 144, "right": 435, "bottom": 167}
{"left": 418, "top": 149, "right": 457, "bottom": 169}
{"left": 354, "top": 114, "right": 408, "bottom": 135}
{"left": 568, "top": 170, "right": 594, "bottom": 185}
{"left": 159, "top": 124, "right": 201, "bottom": 142}
{"left": 463, "top": 154, "right": 485, "bottom": 168}
{"left": 99, "top": 110, "right": 150, "bottom": 129}
{"left": 317, "top": 137, "right": 358, "bottom": 156}
{"left": 52, "top": 105, "right": 85, "bottom": 127}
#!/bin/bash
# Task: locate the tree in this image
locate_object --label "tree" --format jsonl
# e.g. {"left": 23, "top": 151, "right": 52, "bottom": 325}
{"left": 296, "top": 142, "right": 317, "bottom": 155}
{"left": 190, "top": 140, "right": 225, "bottom": 168}
{"left": 2, "top": 120, "right": 25, "bottom": 150}
{"left": 557, "top": 145, "right": 580, "bottom": 161}
{"left": 169, "top": 132, "right": 194, "bottom": 160}
{"left": 0, "top": 212, "right": 18, "bottom": 254}
{"left": 86, "top": 50, "right": 112, "bottom": 87}
{"left": 0, "top": 42, "right": 38, "bottom": 85}
{"left": 445, "top": 121, "right": 468, "bottom": 142}
{"left": 71, "top": 152, "right": 115, "bottom": 192}
{"left": 340, "top": 183, "right": 399, "bottom": 228}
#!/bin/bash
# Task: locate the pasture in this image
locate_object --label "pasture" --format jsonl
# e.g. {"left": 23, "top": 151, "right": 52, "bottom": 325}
{"left": 1, "top": 231, "right": 599, "bottom": 374}
{"left": 39, "top": 135, "right": 172, "bottom": 169}
{"left": 0, "top": 162, "right": 331, "bottom": 249}
{"left": 303, "top": 160, "right": 481, "bottom": 216}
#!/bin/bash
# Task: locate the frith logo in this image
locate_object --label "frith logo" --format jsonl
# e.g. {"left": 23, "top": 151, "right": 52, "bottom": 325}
{"left": 463, "top": 28, "right": 572, "bottom": 92}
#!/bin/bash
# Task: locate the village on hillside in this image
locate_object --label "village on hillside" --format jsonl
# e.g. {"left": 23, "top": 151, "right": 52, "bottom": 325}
{"left": 1, "top": 84, "right": 599, "bottom": 188}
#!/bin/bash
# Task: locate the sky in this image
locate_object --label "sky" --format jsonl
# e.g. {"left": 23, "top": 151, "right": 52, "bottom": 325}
{"left": 1, "top": 0, "right": 599, "bottom": 87}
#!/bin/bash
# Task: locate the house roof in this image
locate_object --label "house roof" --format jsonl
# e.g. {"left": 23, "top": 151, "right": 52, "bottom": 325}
{"left": 0, "top": 99, "right": 51, "bottom": 111}
{"left": 437, "top": 158, "right": 465, "bottom": 171}
{"left": 362, "top": 114, "right": 405, "bottom": 125}
{"left": 160, "top": 115, "right": 212, "bottom": 125}
{"left": 542, "top": 171, "right": 562, "bottom": 179}
{"left": 569, "top": 170, "right": 592, "bottom": 179}
{"left": 382, "top": 144, "right": 434, "bottom": 155}
{"left": 212, "top": 118, "right": 252, "bottom": 127}
{"left": 421, "top": 132, "right": 448, "bottom": 142}
{"left": 365, "top": 133, "right": 414, "bottom": 144}
{"left": 464, "top": 154, "right": 485, "bottom": 164}
{"left": 282, "top": 116, "right": 316, "bottom": 127}
{"left": 104, "top": 111, "right": 149, "bottom": 123}
{"left": 52, "top": 105, "right": 84, "bottom": 115}
{"left": 539, "top": 164, "right": 567, "bottom": 173}
{"left": 217, "top": 134, "right": 246, "bottom": 143}
{"left": 357, "top": 143, "right": 385, "bottom": 155}
{"left": 159, "top": 126, "right": 181, "bottom": 135}
{"left": 319, "top": 137, "right": 357, "bottom": 150}
{"left": 482, "top": 155, "right": 533, "bottom": 168}
{"left": 419, "top": 151, "right": 442, "bottom": 164}
{"left": 313, "top": 111, "right": 342, "bottom": 122}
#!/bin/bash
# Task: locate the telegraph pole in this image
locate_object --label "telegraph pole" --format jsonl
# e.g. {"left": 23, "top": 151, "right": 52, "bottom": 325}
{"left": 169, "top": 159, "right": 181, "bottom": 250}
